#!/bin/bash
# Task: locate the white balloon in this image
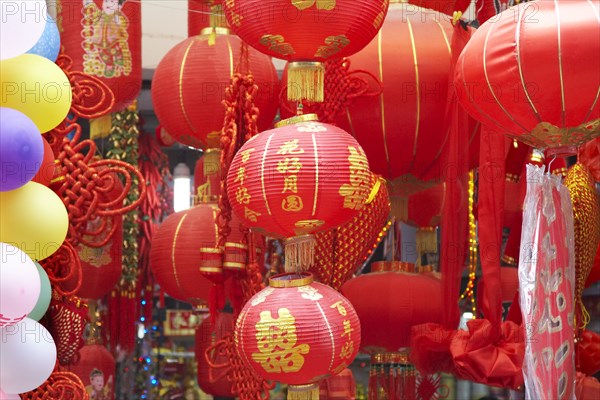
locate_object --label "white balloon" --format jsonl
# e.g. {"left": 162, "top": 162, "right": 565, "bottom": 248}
{"left": 0, "top": 0, "right": 47, "bottom": 60}
{"left": 0, "top": 388, "right": 19, "bottom": 399}
{"left": 0, "top": 318, "right": 56, "bottom": 394}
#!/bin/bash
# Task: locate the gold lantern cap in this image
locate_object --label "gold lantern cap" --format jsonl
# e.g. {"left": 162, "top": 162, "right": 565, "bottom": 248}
{"left": 269, "top": 272, "right": 314, "bottom": 288}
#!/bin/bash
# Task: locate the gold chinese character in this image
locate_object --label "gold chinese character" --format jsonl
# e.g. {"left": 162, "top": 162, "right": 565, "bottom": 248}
{"left": 244, "top": 207, "right": 261, "bottom": 222}
{"left": 330, "top": 301, "right": 347, "bottom": 316}
{"left": 259, "top": 34, "right": 295, "bottom": 57}
{"left": 282, "top": 175, "right": 298, "bottom": 194}
{"left": 291, "top": 0, "right": 336, "bottom": 11}
{"left": 236, "top": 187, "right": 251, "bottom": 205}
{"left": 277, "top": 139, "right": 304, "bottom": 155}
{"left": 341, "top": 320, "right": 354, "bottom": 339}
{"left": 240, "top": 148, "right": 255, "bottom": 163}
{"left": 315, "top": 35, "right": 350, "bottom": 59}
{"left": 234, "top": 167, "right": 247, "bottom": 185}
{"left": 252, "top": 308, "right": 310, "bottom": 373}
{"left": 277, "top": 157, "right": 302, "bottom": 174}
{"left": 339, "top": 340, "right": 354, "bottom": 360}
{"left": 282, "top": 195, "right": 304, "bottom": 212}
{"left": 338, "top": 185, "right": 368, "bottom": 210}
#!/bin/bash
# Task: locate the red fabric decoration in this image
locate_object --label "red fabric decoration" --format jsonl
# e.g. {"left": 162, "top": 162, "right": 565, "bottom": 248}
{"left": 31, "top": 137, "right": 57, "bottom": 186}
{"left": 474, "top": 0, "right": 511, "bottom": 25}
{"left": 66, "top": 344, "right": 116, "bottom": 400}
{"left": 224, "top": 0, "right": 388, "bottom": 63}
{"left": 580, "top": 137, "right": 600, "bottom": 182}
{"left": 20, "top": 370, "right": 90, "bottom": 400}
{"left": 56, "top": 0, "right": 141, "bottom": 112}
{"left": 455, "top": 0, "right": 600, "bottom": 149}
{"left": 341, "top": 271, "right": 443, "bottom": 353}
{"left": 151, "top": 31, "right": 279, "bottom": 149}
{"left": 236, "top": 273, "right": 361, "bottom": 396}
{"left": 576, "top": 372, "right": 600, "bottom": 400}
{"left": 226, "top": 115, "right": 371, "bottom": 239}
{"left": 196, "top": 313, "right": 235, "bottom": 397}
{"left": 319, "top": 368, "right": 355, "bottom": 400}
{"left": 407, "top": 184, "right": 444, "bottom": 228}
{"left": 585, "top": 243, "right": 600, "bottom": 288}
{"left": 47, "top": 293, "right": 89, "bottom": 366}
{"left": 578, "top": 330, "right": 600, "bottom": 377}
{"left": 499, "top": 267, "right": 518, "bottom": 304}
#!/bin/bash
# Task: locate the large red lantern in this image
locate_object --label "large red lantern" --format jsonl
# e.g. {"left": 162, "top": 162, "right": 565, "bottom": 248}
{"left": 195, "top": 313, "right": 235, "bottom": 397}
{"left": 66, "top": 344, "right": 116, "bottom": 400}
{"left": 57, "top": 0, "right": 141, "bottom": 112}
{"left": 333, "top": 2, "right": 461, "bottom": 192}
{"left": 151, "top": 28, "right": 280, "bottom": 149}
{"left": 341, "top": 267, "right": 443, "bottom": 353}
{"left": 455, "top": 0, "right": 600, "bottom": 150}
{"left": 150, "top": 202, "right": 248, "bottom": 307}
{"left": 235, "top": 272, "right": 361, "bottom": 399}
{"left": 226, "top": 114, "right": 371, "bottom": 271}
{"left": 224, "top": 0, "right": 389, "bottom": 102}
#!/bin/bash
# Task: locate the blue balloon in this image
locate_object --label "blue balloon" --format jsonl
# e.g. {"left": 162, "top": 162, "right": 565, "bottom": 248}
{"left": 0, "top": 107, "right": 44, "bottom": 192}
{"left": 26, "top": 15, "right": 60, "bottom": 62}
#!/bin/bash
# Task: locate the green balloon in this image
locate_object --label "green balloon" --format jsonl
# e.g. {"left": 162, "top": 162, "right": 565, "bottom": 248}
{"left": 28, "top": 262, "right": 51, "bottom": 321}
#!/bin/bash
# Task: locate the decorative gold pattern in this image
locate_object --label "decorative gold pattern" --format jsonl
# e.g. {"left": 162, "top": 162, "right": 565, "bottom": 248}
{"left": 275, "top": 114, "right": 319, "bottom": 128}
{"left": 377, "top": 30, "right": 391, "bottom": 173}
{"left": 269, "top": 273, "right": 314, "bottom": 288}
{"left": 554, "top": 0, "right": 567, "bottom": 126}
{"left": 252, "top": 308, "right": 310, "bottom": 373}
{"left": 311, "top": 134, "right": 319, "bottom": 216}
{"left": 171, "top": 213, "right": 188, "bottom": 295}
{"left": 298, "top": 286, "right": 323, "bottom": 301}
{"left": 261, "top": 134, "right": 275, "bottom": 216}
{"left": 292, "top": 0, "right": 336, "bottom": 11}
{"left": 515, "top": 4, "right": 541, "bottom": 121}
{"left": 315, "top": 35, "right": 350, "bottom": 59}
{"left": 373, "top": 11, "right": 385, "bottom": 30}
{"left": 178, "top": 40, "right": 197, "bottom": 133}
{"left": 406, "top": 18, "right": 421, "bottom": 160}
{"left": 517, "top": 118, "right": 600, "bottom": 148}
{"left": 339, "top": 146, "right": 370, "bottom": 210}
{"left": 259, "top": 34, "right": 295, "bottom": 56}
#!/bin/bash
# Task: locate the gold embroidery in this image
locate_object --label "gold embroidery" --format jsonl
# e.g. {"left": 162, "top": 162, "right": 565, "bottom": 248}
{"left": 259, "top": 34, "right": 295, "bottom": 56}
{"left": 517, "top": 118, "right": 600, "bottom": 149}
{"left": 315, "top": 35, "right": 350, "bottom": 59}
{"left": 292, "top": 0, "right": 336, "bottom": 11}
{"left": 252, "top": 308, "right": 310, "bottom": 373}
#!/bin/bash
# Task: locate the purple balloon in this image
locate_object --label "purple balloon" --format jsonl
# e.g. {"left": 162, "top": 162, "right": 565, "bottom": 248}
{"left": 0, "top": 108, "right": 44, "bottom": 192}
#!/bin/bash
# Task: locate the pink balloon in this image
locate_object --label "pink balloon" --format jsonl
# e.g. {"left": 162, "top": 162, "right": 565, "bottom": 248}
{"left": 0, "top": 242, "right": 41, "bottom": 327}
{"left": 0, "top": 388, "right": 19, "bottom": 399}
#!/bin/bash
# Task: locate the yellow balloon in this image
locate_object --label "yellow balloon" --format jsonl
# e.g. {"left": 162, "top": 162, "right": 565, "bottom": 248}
{"left": 0, "top": 54, "right": 72, "bottom": 133}
{"left": 0, "top": 182, "right": 68, "bottom": 260}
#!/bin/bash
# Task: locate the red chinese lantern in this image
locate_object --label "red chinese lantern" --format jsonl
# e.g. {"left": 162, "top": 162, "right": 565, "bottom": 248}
{"left": 226, "top": 114, "right": 372, "bottom": 271}
{"left": 151, "top": 28, "right": 280, "bottom": 150}
{"left": 333, "top": 2, "right": 461, "bottom": 193}
{"left": 151, "top": 203, "right": 238, "bottom": 307}
{"left": 341, "top": 268, "right": 443, "bottom": 353}
{"left": 66, "top": 343, "right": 116, "bottom": 400}
{"left": 57, "top": 0, "right": 142, "bottom": 112}
{"left": 195, "top": 313, "right": 235, "bottom": 397}
{"left": 455, "top": 0, "right": 600, "bottom": 150}
{"left": 235, "top": 272, "right": 361, "bottom": 399}
{"left": 224, "top": 0, "right": 389, "bottom": 102}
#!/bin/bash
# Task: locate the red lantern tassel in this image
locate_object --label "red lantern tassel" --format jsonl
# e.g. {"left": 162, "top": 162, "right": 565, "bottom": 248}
{"left": 388, "top": 362, "right": 396, "bottom": 400}
{"left": 288, "top": 384, "right": 320, "bottom": 400}
{"left": 284, "top": 235, "right": 316, "bottom": 273}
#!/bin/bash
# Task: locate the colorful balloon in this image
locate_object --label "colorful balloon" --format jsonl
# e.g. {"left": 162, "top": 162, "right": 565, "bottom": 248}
{"left": 0, "top": 107, "right": 44, "bottom": 191}
{"left": 0, "top": 243, "right": 41, "bottom": 327}
{"left": 30, "top": 136, "right": 56, "bottom": 187}
{"left": 27, "top": 262, "right": 51, "bottom": 321}
{"left": 26, "top": 15, "right": 60, "bottom": 62}
{"left": 0, "top": 182, "right": 69, "bottom": 260}
{"left": 0, "top": 318, "right": 57, "bottom": 394}
{"left": 0, "top": 0, "right": 47, "bottom": 60}
{"left": 0, "top": 54, "right": 72, "bottom": 133}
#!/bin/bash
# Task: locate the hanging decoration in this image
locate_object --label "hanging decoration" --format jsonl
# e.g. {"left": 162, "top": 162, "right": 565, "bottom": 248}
{"left": 341, "top": 264, "right": 443, "bottom": 354}
{"left": 20, "top": 371, "right": 90, "bottom": 400}
{"left": 565, "top": 163, "right": 600, "bottom": 338}
{"left": 224, "top": 0, "right": 390, "bottom": 102}
{"left": 56, "top": 0, "right": 142, "bottom": 113}
{"left": 66, "top": 343, "right": 116, "bottom": 400}
{"left": 455, "top": 0, "right": 600, "bottom": 150}
{"left": 151, "top": 23, "right": 279, "bottom": 149}
{"left": 319, "top": 368, "right": 356, "bottom": 400}
{"left": 226, "top": 114, "right": 372, "bottom": 273}
{"left": 235, "top": 272, "right": 361, "bottom": 399}
{"left": 368, "top": 352, "right": 417, "bottom": 400}
{"left": 188, "top": 0, "right": 227, "bottom": 37}
{"left": 579, "top": 137, "right": 600, "bottom": 182}
{"left": 313, "top": 174, "right": 391, "bottom": 290}
{"left": 519, "top": 165, "right": 576, "bottom": 400}
{"left": 47, "top": 292, "right": 90, "bottom": 366}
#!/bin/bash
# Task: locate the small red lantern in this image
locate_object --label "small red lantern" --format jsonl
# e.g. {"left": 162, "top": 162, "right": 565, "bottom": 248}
{"left": 224, "top": 0, "right": 389, "bottom": 102}
{"left": 195, "top": 313, "right": 235, "bottom": 397}
{"left": 341, "top": 267, "right": 443, "bottom": 353}
{"left": 226, "top": 114, "right": 371, "bottom": 271}
{"left": 66, "top": 344, "right": 116, "bottom": 400}
{"left": 235, "top": 272, "right": 361, "bottom": 399}
{"left": 151, "top": 28, "right": 279, "bottom": 149}
{"left": 455, "top": 0, "right": 600, "bottom": 149}
{"left": 57, "top": 0, "right": 142, "bottom": 112}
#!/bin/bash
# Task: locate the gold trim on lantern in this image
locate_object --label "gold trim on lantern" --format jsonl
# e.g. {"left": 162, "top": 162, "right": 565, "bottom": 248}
{"left": 286, "top": 61, "right": 325, "bottom": 103}
{"left": 269, "top": 272, "right": 314, "bottom": 288}
{"left": 287, "top": 383, "right": 320, "bottom": 400}
{"left": 275, "top": 113, "right": 319, "bottom": 128}
{"left": 223, "top": 261, "right": 245, "bottom": 269}
{"left": 200, "top": 27, "right": 231, "bottom": 36}
{"left": 366, "top": 177, "right": 383, "bottom": 204}
{"left": 224, "top": 242, "right": 248, "bottom": 250}
{"left": 199, "top": 266, "right": 223, "bottom": 274}
{"left": 199, "top": 247, "right": 223, "bottom": 254}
